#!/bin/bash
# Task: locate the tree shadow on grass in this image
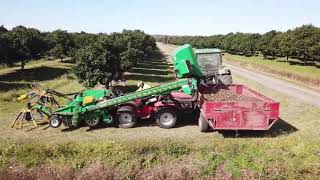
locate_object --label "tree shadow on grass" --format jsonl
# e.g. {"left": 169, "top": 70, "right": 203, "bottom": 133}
{"left": 0, "top": 81, "right": 35, "bottom": 91}
{"left": 124, "top": 50, "right": 175, "bottom": 83}
{"left": 288, "top": 61, "right": 320, "bottom": 68}
{"left": 138, "top": 61, "right": 170, "bottom": 69}
{"left": 219, "top": 118, "right": 298, "bottom": 138}
{"left": 128, "top": 68, "right": 169, "bottom": 76}
{"left": 139, "top": 60, "right": 168, "bottom": 65}
{"left": 138, "top": 63, "right": 170, "bottom": 69}
{"left": 0, "top": 66, "right": 70, "bottom": 82}
{"left": 125, "top": 74, "right": 175, "bottom": 83}
{"left": 112, "top": 85, "right": 138, "bottom": 93}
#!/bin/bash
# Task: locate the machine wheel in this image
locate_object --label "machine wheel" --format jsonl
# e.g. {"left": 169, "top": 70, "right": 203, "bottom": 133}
{"left": 218, "top": 74, "right": 233, "bottom": 85}
{"left": 61, "top": 116, "right": 72, "bottom": 127}
{"left": 85, "top": 115, "right": 100, "bottom": 127}
{"left": 198, "top": 112, "right": 209, "bottom": 132}
{"left": 117, "top": 106, "right": 136, "bottom": 128}
{"left": 112, "top": 89, "right": 124, "bottom": 97}
{"left": 49, "top": 115, "right": 62, "bottom": 128}
{"left": 155, "top": 108, "right": 177, "bottom": 129}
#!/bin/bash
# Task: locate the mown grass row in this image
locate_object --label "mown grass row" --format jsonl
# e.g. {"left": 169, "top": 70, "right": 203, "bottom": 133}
{"left": 0, "top": 59, "right": 85, "bottom": 113}
{"left": 0, "top": 138, "right": 319, "bottom": 179}
{"left": 224, "top": 54, "right": 320, "bottom": 89}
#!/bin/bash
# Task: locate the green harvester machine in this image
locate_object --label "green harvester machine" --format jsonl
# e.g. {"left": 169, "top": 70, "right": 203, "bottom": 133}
{"left": 44, "top": 44, "right": 202, "bottom": 129}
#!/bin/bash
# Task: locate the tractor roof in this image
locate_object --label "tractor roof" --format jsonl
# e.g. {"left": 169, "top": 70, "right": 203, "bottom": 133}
{"left": 194, "top": 48, "right": 222, "bottom": 54}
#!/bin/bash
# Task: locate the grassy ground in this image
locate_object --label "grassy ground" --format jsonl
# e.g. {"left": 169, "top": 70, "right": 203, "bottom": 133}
{"left": 224, "top": 54, "right": 320, "bottom": 89}
{"left": 0, "top": 48, "right": 320, "bottom": 179}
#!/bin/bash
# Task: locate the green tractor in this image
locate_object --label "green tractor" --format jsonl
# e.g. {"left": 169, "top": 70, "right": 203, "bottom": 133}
{"left": 194, "top": 49, "right": 232, "bottom": 85}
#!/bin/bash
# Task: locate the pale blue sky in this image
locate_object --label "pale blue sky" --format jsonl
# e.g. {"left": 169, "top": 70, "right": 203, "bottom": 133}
{"left": 1, "top": 0, "right": 319, "bottom": 35}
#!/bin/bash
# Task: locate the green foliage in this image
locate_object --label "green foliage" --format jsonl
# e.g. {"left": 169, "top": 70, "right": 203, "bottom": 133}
{"left": 48, "top": 30, "right": 74, "bottom": 61}
{"left": 0, "top": 26, "right": 47, "bottom": 69}
{"left": 157, "top": 24, "right": 320, "bottom": 63}
{"left": 0, "top": 25, "right": 156, "bottom": 88}
{"left": 73, "top": 30, "right": 156, "bottom": 87}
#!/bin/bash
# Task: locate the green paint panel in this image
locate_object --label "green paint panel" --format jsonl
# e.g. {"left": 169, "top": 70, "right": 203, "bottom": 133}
{"left": 172, "top": 44, "right": 203, "bottom": 78}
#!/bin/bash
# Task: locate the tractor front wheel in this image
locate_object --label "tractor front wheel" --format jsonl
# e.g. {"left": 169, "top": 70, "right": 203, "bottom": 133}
{"left": 49, "top": 115, "right": 62, "bottom": 128}
{"left": 155, "top": 108, "right": 177, "bottom": 129}
{"left": 117, "top": 106, "right": 136, "bottom": 128}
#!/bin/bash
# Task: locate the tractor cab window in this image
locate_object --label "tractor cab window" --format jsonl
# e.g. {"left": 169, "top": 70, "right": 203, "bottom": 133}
{"left": 196, "top": 53, "right": 222, "bottom": 70}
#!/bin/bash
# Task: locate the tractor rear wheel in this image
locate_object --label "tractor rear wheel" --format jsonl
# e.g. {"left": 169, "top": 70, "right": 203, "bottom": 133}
{"left": 49, "top": 115, "right": 62, "bottom": 128}
{"left": 155, "top": 108, "right": 177, "bottom": 129}
{"left": 198, "top": 112, "right": 209, "bottom": 132}
{"left": 117, "top": 106, "right": 136, "bottom": 128}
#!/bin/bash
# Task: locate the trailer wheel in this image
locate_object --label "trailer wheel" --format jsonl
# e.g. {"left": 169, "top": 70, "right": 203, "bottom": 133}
{"left": 117, "top": 106, "right": 136, "bottom": 128}
{"left": 198, "top": 112, "right": 209, "bottom": 132}
{"left": 49, "top": 115, "right": 62, "bottom": 128}
{"left": 155, "top": 108, "right": 177, "bottom": 129}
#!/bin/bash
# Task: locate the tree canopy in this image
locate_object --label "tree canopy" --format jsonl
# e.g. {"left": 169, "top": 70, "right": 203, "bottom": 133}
{"left": 155, "top": 24, "right": 320, "bottom": 64}
{"left": 0, "top": 25, "right": 156, "bottom": 88}
{"left": 73, "top": 30, "right": 156, "bottom": 88}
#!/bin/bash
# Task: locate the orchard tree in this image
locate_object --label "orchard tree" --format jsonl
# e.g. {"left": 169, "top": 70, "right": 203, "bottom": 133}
{"left": 278, "top": 31, "right": 293, "bottom": 62}
{"left": 258, "top": 30, "right": 279, "bottom": 59}
{"left": 73, "top": 35, "right": 126, "bottom": 88}
{"left": 73, "top": 31, "right": 156, "bottom": 88}
{"left": 72, "top": 32, "right": 98, "bottom": 49}
{"left": 73, "top": 39, "right": 113, "bottom": 88}
{"left": 0, "top": 25, "right": 8, "bottom": 33}
{"left": 290, "top": 24, "right": 320, "bottom": 63}
{"left": 49, "top": 30, "right": 74, "bottom": 61}
{"left": 8, "top": 26, "right": 46, "bottom": 69}
{"left": 0, "top": 33, "right": 12, "bottom": 65}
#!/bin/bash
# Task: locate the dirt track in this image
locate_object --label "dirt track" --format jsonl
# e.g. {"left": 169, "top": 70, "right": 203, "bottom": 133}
{"left": 226, "top": 64, "right": 320, "bottom": 107}
{"left": 157, "top": 43, "right": 320, "bottom": 107}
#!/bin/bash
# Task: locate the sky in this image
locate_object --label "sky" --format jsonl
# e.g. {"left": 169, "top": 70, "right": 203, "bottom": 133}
{"left": 1, "top": 0, "right": 319, "bottom": 35}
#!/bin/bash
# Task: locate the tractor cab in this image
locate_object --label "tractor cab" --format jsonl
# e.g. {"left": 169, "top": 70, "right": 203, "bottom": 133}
{"left": 194, "top": 49, "right": 232, "bottom": 85}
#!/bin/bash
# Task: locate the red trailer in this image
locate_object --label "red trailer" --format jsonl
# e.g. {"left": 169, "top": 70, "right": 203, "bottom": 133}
{"left": 198, "top": 84, "right": 280, "bottom": 132}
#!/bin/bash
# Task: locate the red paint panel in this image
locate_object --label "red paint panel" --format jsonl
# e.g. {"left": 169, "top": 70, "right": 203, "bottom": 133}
{"left": 200, "top": 84, "right": 280, "bottom": 130}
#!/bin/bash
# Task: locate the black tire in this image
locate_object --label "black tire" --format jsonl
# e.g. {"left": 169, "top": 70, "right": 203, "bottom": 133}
{"left": 49, "top": 115, "right": 62, "bottom": 128}
{"left": 218, "top": 74, "right": 233, "bottom": 85}
{"left": 198, "top": 112, "right": 209, "bottom": 132}
{"left": 155, "top": 108, "right": 177, "bottom": 129}
{"left": 112, "top": 89, "right": 124, "bottom": 97}
{"left": 85, "top": 115, "right": 100, "bottom": 127}
{"left": 117, "top": 106, "right": 136, "bottom": 128}
{"left": 61, "top": 116, "right": 72, "bottom": 127}
{"left": 104, "top": 109, "right": 116, "bottom": 126}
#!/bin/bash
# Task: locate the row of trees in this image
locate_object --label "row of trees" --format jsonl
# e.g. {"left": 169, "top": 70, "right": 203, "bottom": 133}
{"left": 0, "top": 25, "right": 80, "bottom": 69}
{"left": 0, "top": 25, "right": 156, "bottom": 87}
{"left": 155, "top": 24, "right": 320, "bottom": 63}
{"left": 73, "top": 30, "right": 156, "bottom": 87}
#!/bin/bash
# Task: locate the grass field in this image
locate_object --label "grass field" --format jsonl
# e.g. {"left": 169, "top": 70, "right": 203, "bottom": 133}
{"left": 0, "top": 47, "right": 320, "bottom": 179}
{"left": 224, "top": 54, "right": 320, "bottom": 89}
